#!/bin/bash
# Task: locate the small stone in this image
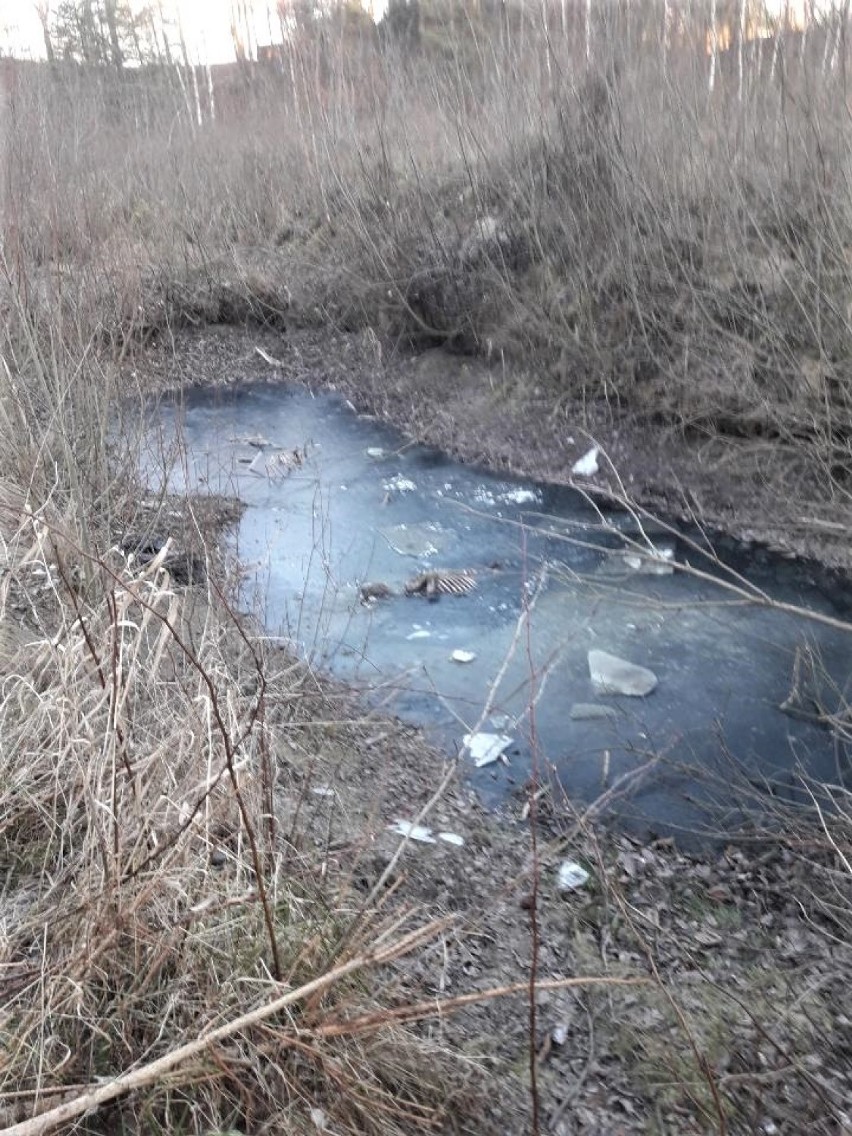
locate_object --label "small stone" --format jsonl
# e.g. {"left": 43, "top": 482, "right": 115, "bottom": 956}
{"left": 359, "top": 581, "right": 394, "bottom": 603}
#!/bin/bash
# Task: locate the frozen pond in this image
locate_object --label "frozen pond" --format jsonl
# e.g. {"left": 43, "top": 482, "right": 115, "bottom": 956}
{"left": 141, "top": 382, "right": 852, "bottom": 842}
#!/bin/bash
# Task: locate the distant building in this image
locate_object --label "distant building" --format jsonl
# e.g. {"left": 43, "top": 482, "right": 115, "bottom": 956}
{"left": 257, "top": 44, "right": 285, "bottom": 66}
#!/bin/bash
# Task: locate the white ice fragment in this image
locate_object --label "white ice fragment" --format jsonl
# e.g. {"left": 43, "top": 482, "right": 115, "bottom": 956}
{"left": 383, "top": 475, "right": 417, "bottom": 493}
{"left": 622, "top": 544, "right": 675, "bottom": 575}
{"left": 450, "top": 649, "right": 477, "bottom": 664}
{"left": 498, "top": 488, "right": 539, "bottom": 505}
{"left": 311, "top": 785, "right": 335, "bottom": 798}
{"left": 557, "top": 860, "right": 590, "bottom": 892}
{"left": 246, "top": 450, "right": 267, "bottom": 476}
{"left": 388, "top": 820, "right": 436, "bottom": 843}
{"left": 366, "top": 447, "right": 387, "bottom": 459}
{"left": 463, "top": 732, "right": 513, "bottom": 767}
{"left": 406, "top": 628, "right": 431, "bottom": 640}
{"left": 572, "top": 446, "right": 600, "bottom": 477}
{"left": 588, "top": 649, "right": 658, "bottom": 697}
{"left": 437, "top": 832, "right": 465, "bottom": 847}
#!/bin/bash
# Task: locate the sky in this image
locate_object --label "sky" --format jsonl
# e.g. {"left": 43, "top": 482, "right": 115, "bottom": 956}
{"left": 0, "top": 1, "right": 290, "bottom": 64}
{"left": 0, "top": 0, "right": 818, "bottom": 64}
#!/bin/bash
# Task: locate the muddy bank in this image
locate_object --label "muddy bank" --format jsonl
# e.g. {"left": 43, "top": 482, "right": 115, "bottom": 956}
{"left": 330, "top": 698, "right": 852, "bottom": 1135}
{"left": 133, "top": 324, "right": 852, "bottom": 575}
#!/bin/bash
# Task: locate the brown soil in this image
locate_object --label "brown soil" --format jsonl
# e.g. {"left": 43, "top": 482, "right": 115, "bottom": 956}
{"left": 325, "top": 698, "right": 852, "bottom": 1135}
{"left": 121, "top": 322, "right": 852, "bottom": 1134}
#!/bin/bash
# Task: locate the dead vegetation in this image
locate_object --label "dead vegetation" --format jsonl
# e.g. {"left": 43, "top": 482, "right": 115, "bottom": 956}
{"left": 0, "top": 3, "right": 851, "bottom": 1134}
{"left": 0, "top": 462, "right": 515, "bottom": 1134}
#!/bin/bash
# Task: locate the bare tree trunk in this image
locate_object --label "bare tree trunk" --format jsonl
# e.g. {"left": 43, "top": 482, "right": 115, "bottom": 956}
{"left": 709, "top": 0, "right": 718, "bottom": 93}
{"left": 822, "top": 4, "right": 833, "bottom": 73}
{"left": 230, "top": 0, "right": 256, "bottom": 62}
{"left": 263, "top": 0, "right": 284, "bottom": 68}
{"left": 828, "top": 3, "right": 844, "bottom": 72}
{"left": 104, "top": 0, "right": 124, "bottom": 68}
{"left": 205, "top": 63, "right": 216, "bottom": 122}
{"left": 230, "top": 1, "right": 248, "bottom": 62}
{"left": 278, "top": 7, "right": 300, "bottom": 115}
{"left": 737, "top": 0, "right": 745, "bottom": 102}
{"left": 154, "top": 2, "right": 174, "bottom": 66}
{"left": 172, "top": 59, "right": 192, "bottom": 126}
{"left": 129, "top": 15, "right": 147, "bottom": 66}
{"left": 823, "top": 2, "right": 843, "bottom": 73}
{"left": 176, "top": 16, "right": 199, "bottom": 128}
{"left": 585, "top": 0, "right": 592, "bottom": 61}
{"left": 541, "top": 0, "right": 551, "bottom": 79}
{"left": 35, "top": 3, "right": 57, "bottom": 66}
{"left": 79, "top": 0, "right": 97, "bottom": 64}
{"left": 662, "top": 0, "right": 670, "bottom": 81}
{"left": 770, "top": 0, "right": 787, "bottom": 83}
{"left": 240, "top": 0, "right": 256, "bottom": 60}
{"left": 800, "top": 1, "right": 811, "bottom": 68}
{"left": 191, "top": 64, "right": 203, "bottom": 127}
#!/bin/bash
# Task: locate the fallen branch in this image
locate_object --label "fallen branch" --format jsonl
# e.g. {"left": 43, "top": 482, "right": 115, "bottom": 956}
{"left": 310, "top": 975, "right": 650, "bottom": 1037}
{"left": 3, "top": 919, "right": 449, "bottom": 1136}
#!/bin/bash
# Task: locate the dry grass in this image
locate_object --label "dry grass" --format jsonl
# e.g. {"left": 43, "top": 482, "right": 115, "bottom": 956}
{"left": 5, "top": 6, "right": 852, "bottom": 495}
{"left": 1, "top": 4, "right": 852, "bottom": 1133}
{"left": 0, "top": 490, "right": 505, "bottom": 1134}
{"left": 0, "top": 233, "right": 490, "bottom": 1130}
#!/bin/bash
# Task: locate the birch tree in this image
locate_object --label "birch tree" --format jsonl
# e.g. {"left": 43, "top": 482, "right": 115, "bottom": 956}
{"left": 33, "top": 2, "right": 57, "bottom": 64}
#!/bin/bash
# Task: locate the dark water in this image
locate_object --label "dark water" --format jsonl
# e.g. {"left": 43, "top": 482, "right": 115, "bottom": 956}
{"left": 141, "top": 382, "right": 852, "bottom": 843}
